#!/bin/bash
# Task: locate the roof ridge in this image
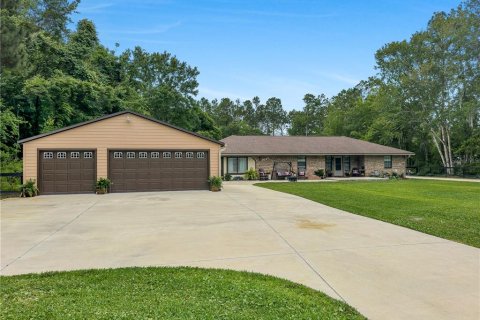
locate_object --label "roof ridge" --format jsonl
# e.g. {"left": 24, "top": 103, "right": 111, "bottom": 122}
{"left": 18, "top": 110, "right": 224, "bottom": 146}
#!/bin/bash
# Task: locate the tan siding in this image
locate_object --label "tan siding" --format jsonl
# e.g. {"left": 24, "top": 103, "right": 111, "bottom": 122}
{"left": 23, "top": 114, "right": 221, "bottom": 183}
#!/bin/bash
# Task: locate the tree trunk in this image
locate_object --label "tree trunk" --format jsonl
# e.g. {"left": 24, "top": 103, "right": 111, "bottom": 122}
{"left": 431, "top": 125, "right": 454, "bottom": 175}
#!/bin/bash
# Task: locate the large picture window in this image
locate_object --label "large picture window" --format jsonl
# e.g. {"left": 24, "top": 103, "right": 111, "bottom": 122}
{"left": 227, "top": 157, "right": 248, "bottom": 174}
{"left": 384, "top": 155, "right": 392, "bottom": 169}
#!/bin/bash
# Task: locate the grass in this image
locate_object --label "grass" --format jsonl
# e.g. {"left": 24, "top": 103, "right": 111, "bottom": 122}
{"left": 257, "top": 179, "right": 480, "bottom": 248}
{"left": 0, "top": 267, "right": 364, "bottom": 320}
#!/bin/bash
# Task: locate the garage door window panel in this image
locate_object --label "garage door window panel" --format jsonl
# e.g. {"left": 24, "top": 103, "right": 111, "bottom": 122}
{"left": 43, "top": 152, "right": 53, "bottom": 159}
{"left": 127, "top": 152, "right": 135, "bottom": 159}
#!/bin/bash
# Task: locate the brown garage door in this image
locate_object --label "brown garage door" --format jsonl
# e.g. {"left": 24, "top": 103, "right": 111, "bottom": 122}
{"left": 39, "top": 150, "right": 96, "bottom": 194}
{"left": 108, "top": 150, "right": 209, "bottom": 192}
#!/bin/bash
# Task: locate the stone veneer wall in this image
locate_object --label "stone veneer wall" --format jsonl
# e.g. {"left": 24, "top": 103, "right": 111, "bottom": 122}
{"left": 252, "top": 155, "right": 325, "bottom": 180}
{"left": 364, "top": 155, "right": 407, "bottom": 176}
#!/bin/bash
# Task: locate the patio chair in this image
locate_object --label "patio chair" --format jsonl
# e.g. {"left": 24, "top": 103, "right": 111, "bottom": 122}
{"left": 259, "top": 168, "right": 269, "bottom": 181}
{"left": 297, "top": 170, "right": 306, "bottom": 180}
{"left": 351, "top": 168, "right": 361, "bottom": 177}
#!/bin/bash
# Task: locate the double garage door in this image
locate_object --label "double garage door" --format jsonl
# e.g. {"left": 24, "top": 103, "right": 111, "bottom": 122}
{"left": 38, "top": 149, "right": 209, "bottom": 194}
{"left": 108, "top": 150, "right": 209, "bottom": 192}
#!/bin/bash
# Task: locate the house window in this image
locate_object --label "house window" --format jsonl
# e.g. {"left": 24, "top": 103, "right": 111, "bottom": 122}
{"left": 325, "top": 156, "right": 333, "bottom": 172}
{"left": 84, "top": 152, "right": 93, "bottom": 159}
{"left": 139, "top": 152, "right": 147, "bottom": 159}
{"left": 175, "top": 152, "right": 183, "bottom": 159}
{"left": 297, "top": 156, "right": 306, "bottom": 171}
{"left": 384, "top": 156, "right": 392, "bottom": 169}
{"left": 113, "top": 152, "right": 123, "bottom": 159}
{"left": 127, "top": 152, "right": 135, "bottom": 159}
{"left": 186, "top": 152, "right": 194, "bottom": 159}
{"left": 343, "top": 156, "right": 351, "bottom": 173}
{"left": 70, "top": 152, "right": 80, "bottom": 159}
{"left": 43, "top": 152, "right": 53, "bottom": 159}
{"left": 196, "top": 152, "right": 205, "bottom": 159}
{"left": 163, "top": 152, "right": 171, "bottom": 158}
{"left": 227, "top": 157, "right": 248, "bottom": 174}
{"left": 57, "top": 152, "right": 66, "bottom": 159}
{"left": 151, "top": 152, "right": 159, "bottom": 158}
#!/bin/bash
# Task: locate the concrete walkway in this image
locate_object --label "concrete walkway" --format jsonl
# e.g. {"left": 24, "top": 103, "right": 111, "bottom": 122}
{"left": 406, "top": 175, "right": 480, "bottom": 182}
{"left": 1, "top": 185, "right": 479, "bottom": 320}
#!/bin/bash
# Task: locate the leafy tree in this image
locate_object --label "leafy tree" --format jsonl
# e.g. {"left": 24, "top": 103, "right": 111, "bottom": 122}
{"left": 288, "top": 94, "right": 328, "bottom": 136}
{"left": 375, "top": 1, "right": 480, "bottom": 171}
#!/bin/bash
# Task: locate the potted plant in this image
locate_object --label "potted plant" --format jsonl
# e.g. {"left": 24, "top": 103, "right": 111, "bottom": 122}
{"left": 223, "top": 173, "right": 232, "bottom": 181}
{"left": 244, "top": 167, "right": 259, "bottom": 180}
{"left": 314, "top": 169, "right": 325, "bottom": 179}
{"left": 208, "top": 176, "right": 222, "bottom": 192}
{"left": 20, "top": 179, "right": 39, "bottom": 197}
{"left": 96, "top": 178, "right": 111, "bottom": 194}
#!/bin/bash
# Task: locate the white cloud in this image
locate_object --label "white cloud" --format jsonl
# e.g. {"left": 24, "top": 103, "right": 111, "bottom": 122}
{"left": 120, "top": 21, "right": 182, "bottom": 35}
{"left": 78, "top": 3, "right": 113, "bottom": 13}
{"left": 315, "top": 71, "right": 360, "bottom": 85}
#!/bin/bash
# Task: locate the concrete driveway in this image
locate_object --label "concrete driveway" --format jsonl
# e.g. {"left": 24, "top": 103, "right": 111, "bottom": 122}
{"left": 1, "top": 184, "right": 479, "bottom": 320}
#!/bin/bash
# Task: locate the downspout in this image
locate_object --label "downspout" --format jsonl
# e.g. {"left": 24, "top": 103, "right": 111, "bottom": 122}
{"left": 219, "top": 145, "right": 226, "bottom": 176}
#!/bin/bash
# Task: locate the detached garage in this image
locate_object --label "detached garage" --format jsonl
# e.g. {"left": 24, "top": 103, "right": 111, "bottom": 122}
{"left": 19, "top": 111, "right": 224, "bottom": 194}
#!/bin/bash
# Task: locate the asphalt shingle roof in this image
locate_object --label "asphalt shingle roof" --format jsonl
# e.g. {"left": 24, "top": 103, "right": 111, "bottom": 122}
{"left": 221, "top": 135, "right": 414, "bottom": 155}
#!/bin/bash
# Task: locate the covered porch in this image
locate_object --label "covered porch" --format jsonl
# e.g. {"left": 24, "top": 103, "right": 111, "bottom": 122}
{"left": 325, "top": 155, "right": 365, "bottom": 177}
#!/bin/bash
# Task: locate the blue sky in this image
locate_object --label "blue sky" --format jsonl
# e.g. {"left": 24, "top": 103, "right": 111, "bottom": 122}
{"left": 73, "top": 0, "right": 460, "bottom": 110}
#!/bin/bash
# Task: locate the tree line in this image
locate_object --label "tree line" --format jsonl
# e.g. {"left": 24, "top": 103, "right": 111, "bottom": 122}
{"left": 1, "top": 0, "right": 479, "bottom": 173}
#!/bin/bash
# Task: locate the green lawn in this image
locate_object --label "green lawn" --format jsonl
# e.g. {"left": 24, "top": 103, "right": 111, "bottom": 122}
{"left": 257, "top": 179, "right": 480, "bottom": 248}
{"left": 0, "top": 267, "right": 364, "bottom": 320}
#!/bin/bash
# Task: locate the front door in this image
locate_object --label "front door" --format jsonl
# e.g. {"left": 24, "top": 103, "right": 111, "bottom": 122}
{"left": 334, "top": 157, "right": 343, "bottom": 176}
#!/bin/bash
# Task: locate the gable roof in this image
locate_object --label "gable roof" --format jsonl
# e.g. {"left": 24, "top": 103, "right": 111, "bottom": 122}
{"left": 221, "top": 135, "right": 414, "bottom": 155}
{"left": 18, "top": 110, "right": 224, "bottom": 146}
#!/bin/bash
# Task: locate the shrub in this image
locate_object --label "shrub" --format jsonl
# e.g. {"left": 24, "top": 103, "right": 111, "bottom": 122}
{"left": 20, "top": 179, "right": 38, "bottom": 197}
{"left": 96, "top": 178, "right": 111, "bottom": 192}
{"left": 389, "top": 172, "right": 400, "bottom": 180}
{"left": 314, "top": 169, "right": 324, "bottom": 178}
{"left": 208, "top": 176, "right": 223, "bottom": 191}
{"left": 223, "top": 173, "right": 232, "bottom": 181}
{"left": 244, "top": 168, "right": 258, "bottom": 180}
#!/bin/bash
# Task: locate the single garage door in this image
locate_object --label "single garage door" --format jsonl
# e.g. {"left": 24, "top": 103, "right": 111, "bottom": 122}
{"left": 108, "top": 150, "right": 209, "bottom": 192}
{"left": 39, "top": 150, "right": 96, "bottom": 194}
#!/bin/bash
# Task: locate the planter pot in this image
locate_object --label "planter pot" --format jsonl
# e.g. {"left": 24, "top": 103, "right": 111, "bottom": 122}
{"left": 210, "top": 186, "right": 221, "bottom": 192}
{"left": 96, "top": 188, "right": 108, "bottom": 195}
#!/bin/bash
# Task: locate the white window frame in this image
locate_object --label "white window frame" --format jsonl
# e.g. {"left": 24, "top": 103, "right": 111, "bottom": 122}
{"left": 163, "top": 152, "right": 171, "bottom": 158}
{"left": 175, "top": 152, "right": 183, "bottom": 159}
{"left": 186, "top": 152, "right": 194, "bottom": 159}
{"left": 113, "top": 152, "right": 123, "bottom": 159}
{"left": 127, "top": 152, "right": 135, "bottom": 159}
{"left": 196, "top": 152, "right": 205, "bottom": 159}
{"left": 57, "top": 152, "right": 66, "bottom": 159}
{"left": 139, "top": 152, "right": 148, "bottom": 159}
{"left": 151, "top": 152, "right": 159, "bottom": 158}
{"left": 43, "top": 152, "right": 53, "bottom": 159}
{"left": 84, "top": 152, "right": 93, "bottom": 159}
{"left": 70, "top": 152, "right": 80, "bottom": 159}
